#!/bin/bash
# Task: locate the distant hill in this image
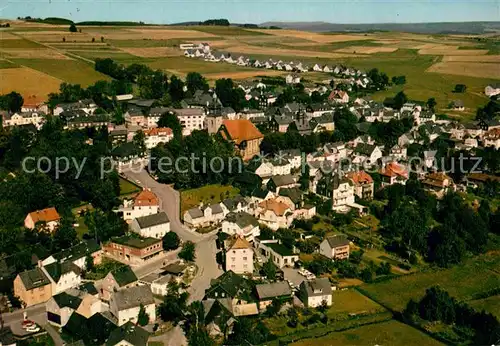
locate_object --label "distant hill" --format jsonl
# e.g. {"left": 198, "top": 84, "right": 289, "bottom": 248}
{"left": 259, "top": 21, "right": 500, "bottom": 34}
{"left": 19, "top": 17, "right": 74, "bottom": 25}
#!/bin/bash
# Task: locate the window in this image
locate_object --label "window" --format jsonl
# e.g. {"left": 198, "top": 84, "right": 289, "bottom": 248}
{"left": 243, "top": 257, "right": 247, "bottom": 260}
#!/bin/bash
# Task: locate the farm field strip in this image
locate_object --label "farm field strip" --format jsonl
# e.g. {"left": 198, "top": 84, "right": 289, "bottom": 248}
{"left": 427, "top": 61, "right": 500, "bottom": 79}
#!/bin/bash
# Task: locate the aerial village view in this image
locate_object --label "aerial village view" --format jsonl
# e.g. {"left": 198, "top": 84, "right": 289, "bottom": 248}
{"left": 0, "top": 0, "right": 499, "bottom": 345}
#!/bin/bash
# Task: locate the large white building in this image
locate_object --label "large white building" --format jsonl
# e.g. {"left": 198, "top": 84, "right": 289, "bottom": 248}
{"left": 144, "top": 127, "right": 173, "bottom": 149}
{"left": 41, "top": 261, "right": 82, "bottom": 295}
{"left": 117, "top": 189, "right": 160, "bottom": 222}
{"left": 225, "top": 236, "right": 254, "bottom": 274}
{"left": 175, "top": 108, "right": 206, "bottom": 135}
{"left": 2, "top": 112, "right": 45, "bottom": 129}
{"left": 130, "top": 212, "right": 170, "bottom": 239}
{"left": 299, "top": 278, "right": 332, "bottom": 308}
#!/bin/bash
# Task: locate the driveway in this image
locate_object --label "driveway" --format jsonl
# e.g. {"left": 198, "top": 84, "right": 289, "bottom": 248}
{"left": 282, "top": 267, "right": 306, "bottom": 287}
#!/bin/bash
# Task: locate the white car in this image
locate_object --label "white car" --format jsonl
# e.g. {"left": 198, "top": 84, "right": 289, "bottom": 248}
{"left": 25, "top": 325, "right": 40, "bottom": 333}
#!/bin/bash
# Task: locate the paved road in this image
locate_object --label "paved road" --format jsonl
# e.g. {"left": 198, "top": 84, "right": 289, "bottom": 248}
{"left": 122, "top": 168, "right": 222, "bottom": 346}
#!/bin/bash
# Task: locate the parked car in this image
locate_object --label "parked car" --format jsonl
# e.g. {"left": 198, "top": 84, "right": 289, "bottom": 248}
{"left": 25, "top": 324, "right": 40, "bottom": 333}
{"left": 21, "top": 320, "right": 35, "bottom": 328}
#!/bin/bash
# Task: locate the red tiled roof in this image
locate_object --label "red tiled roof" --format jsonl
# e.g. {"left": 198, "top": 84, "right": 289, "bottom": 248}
{"left": 346, "top": 171, "right": 373, "bottom": 185}
{"left": 379, "top": 162, "right": 408, "bottom": 178}
{"left": 144, "top": 127, "right": 172, "bottom": 136}
{"left": 28, "top": 207, "right": 60, "bottom": 223}
{"left": 134, "top": 189, "right": 159, "bottom": 207}
{"left": 220, "top": 119, "right": 263, "bottom": 145}
{"left": 258, "top": 199, "right": 290, "bottom": 216}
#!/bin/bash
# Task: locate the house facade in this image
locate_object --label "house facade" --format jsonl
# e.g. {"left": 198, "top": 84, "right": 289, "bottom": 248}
{"left": 222, "top": 211, "right": 260, "bottom": 242}
{"left": 256, "top": 239, "right": 299, "bottom": 268}
{"left": 110, "top": 285, "right": 156, "bottom": 326}
{"left": 299, "top": 278, "right": 332, "bottom": 308}
{"left": 345, "top": 171, "right": 374, "bottom": 200}
{"left": 144, "top": 127, "right": 173, "bottom": 149}
{"left": 117, "top": 189, "right": 160, "bottom": 222}
{"left": 319, "top": 235, "right": 350, "bottom": 260}
{"left": 24, "top": 207, "right": 61, "bottom": 232}
{"left": 218, "top": 119, "right": 264, "bottom": 161}
{"left": 103, "top": 236, "right": 163, "bottom": 265}
{"left": 130, "top": 212, "right": 170, "bottom": 239}
{"left": 225, "top": 236, "right": 254, "bottom": 274}
{"left": 14, "top": 268, "right": 52, "bottom": 307}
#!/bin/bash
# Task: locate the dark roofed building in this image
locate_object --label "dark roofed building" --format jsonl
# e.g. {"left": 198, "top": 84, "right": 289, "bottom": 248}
{"left": 255, "top": 281, "right": 292, "bottom": 309}
{"left": 106, "top": 322, "right": 150, "bottom": 346}
{"left": 131, "top": 211, "right": 170, "bottom": 239}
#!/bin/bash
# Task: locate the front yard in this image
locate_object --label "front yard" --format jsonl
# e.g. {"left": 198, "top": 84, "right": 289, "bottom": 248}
{"left": 180, "top": 184, "right": 240, "bottom": 213}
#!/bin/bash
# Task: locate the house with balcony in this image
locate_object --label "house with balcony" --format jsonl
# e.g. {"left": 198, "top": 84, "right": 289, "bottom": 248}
{"left": 316, "top": 174, "right": 355, "bottom": 212}
{"left": 345, "top": 171, "right": 374, "bottom": 200}
{"left": 319, "top": 234, "right": 350, "bottom": 260}
{"left": 256, "top": 199, "right": 293, "bottom": 230}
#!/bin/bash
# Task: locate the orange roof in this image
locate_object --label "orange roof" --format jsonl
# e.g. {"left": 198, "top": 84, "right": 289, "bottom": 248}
{"left": 134, "top": 189, "right": 159, "bottom": 207}
{"left": 426, "top": 172, "right": 451, "bottom": 182}
{"left": 28, "top": 207, "right": 60, "bottom": 223}
{"left": 329, "top": 90, "right": 347, "bottom": 99}
{"left": 379, "top": 162, "right": 408, "bottom": 178}
{"left": 346, "top": 171, "right": 373, "bottom": 185}
{"left": 144, "top": 127, "right": 173, "bottom": 136}
{"left": 258, "top": 199, "right": 290, "bottom": 216}
{"left": 228, "top": 236, "right": 252, "bottom": 250}
{"left": 220, "top": 119, "right": 263, "bottom": 145}
{"left": 484, "top": 128, "right": 500, "bottom": 139}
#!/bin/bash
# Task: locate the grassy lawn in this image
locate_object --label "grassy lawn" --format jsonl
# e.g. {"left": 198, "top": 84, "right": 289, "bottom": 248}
{"left": 360, "top": 253, "right": 500, "bottom": 311}
{"left": 146, "top": 56, "right": 260, "bottom": 75}
{"left": 328, "top": 289, "right": 386, "bottom": 317}
{"left": 180, "top": 184, "right": 239, "bottom": 213}
{"left": 147, "top": 342, "right": 164, "bottom": 346}
{"left": 291, "top": 320, "right": 444, "bottom": 346}
{"left": 84, "top": 258, "right": 125, "bottom": 280}
{"left": 71, "top": 204, "right": 94, "bottom": 239}
{"left": 119, "top": 176, "right": 141, "bottom": 196}
{"left": 469, "top": 295, "right": 500, "bottom": 319}
{"left": 12, "top": 58, "right": 110, "bottom": 86}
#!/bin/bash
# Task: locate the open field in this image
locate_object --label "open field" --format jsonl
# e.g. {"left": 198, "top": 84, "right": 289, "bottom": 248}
{"left": 66, "top": 50, "right": 140, "bottom": 61}
{"left": 86, "top": 28, "right": 218, "bottom": 40}
{"left": 443, "top": 55, "right": 500, "bottom": 62}
{"left": 119, "top": 177, "right": 141, "bottom": 196}
{"left": 180, "top": 184, "right": 240, "bottom": 214}
{"left": 0, "top": 38, "right": 42, "bottom": 48}
{"left": 419, "top": 48, "right": 489, "bottom": 55}
{"left": 291, "top": 320, "right": 443, "bottom": 346}
{"left": 120, "top": 47, "right": 183, "bottom": 57}
{"left": 328, "top": 289, "right": 386, "bottom": 316}
{"left": 17, "top": 31, "right": 95, "bottom": 42}
{"left": 248, "top": 29, "right": 374, "bottom": 43}
{"left": 427, "top": 61, "right": 500, "bottom": 79}
{"left": 0, "top": 67, "right": 61, "bottom": 103}
{"left": 12, "top": 58, "right": 111, "bottom": 86}
{"left": 0, "top": 48, "right": 70, "bottom": 59}
{"left": 228, "top": 44, "right": 360, "bottom": 58}
{"left": 204, "top": 70, "right": 285, "bottom": 80}
{"left": 469, "top": 295, "right": 500, "bottom": 318}
{"left": 0, "top": 59, "right": 19, "bottom": 69}
{"left": 360, "top": 253, "right": 500, "bottom": 311}
{"left": 335, "top": 46, "right": 398, "bottom": 54}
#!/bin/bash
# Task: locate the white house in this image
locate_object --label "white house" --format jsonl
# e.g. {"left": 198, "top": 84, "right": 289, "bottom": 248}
{"left": 485, "top": 83, "right": 500, "bottom": 97}
{"left": 280, "top": 149, "right": 302, "bottom": 169}
{"left": 144, "top": 127, "right": 173, "bottom": 149}
{"left": 352, "top": 143, "right": 382, "bottom": 165}
{"left": 110, "top": 285, "right": 156, "bottom": 326}
{"left": 255, "top": 239, "right": 298, "bottom": 268}
{"left": 317, "top": 174, "right": 355, "bottom": 212}
{"left": 41, "top": 240, "right": 102, "bottom": 271}
{"left": 222, "top": 211, "right": 260, "bottom": 242}
{"left": 256, "top": 198, "right": 293, "bottom": 230}
{"left": 117, "top": 189, "right": 160, "bottom": 222}
{"left": 299, "top": 278, "right": 332, "bottom": 308}
{"left": 225, "top": 236, "right": 254, "bottom": 274}
{"left": 285, "top": 74, "right": 301, "bottom": 85}
{"left": 41, "top": 261, "right": 82, "bottom": 295}
{"left": 175, "top": 108, "right": 206, "bottom": 135}
{"left": 2, "top": 112, "right": 45, "bottom": 129}
{"left": 131, "top": 212, "right": 170, "bottom": 239}
{"left": 313, "top": 64, "right": 323, "bottom": 72}
{"left": 150, "top": 275, "right": 173, "bottom": 296}
{"left": 319, "top": 235, "right": 350, "bottom": 260}
{"left": 254, "top": 159, "right": 292, "bottom": 178}
{"left": 203, "top": 204, "right": 225, "bottom": 225}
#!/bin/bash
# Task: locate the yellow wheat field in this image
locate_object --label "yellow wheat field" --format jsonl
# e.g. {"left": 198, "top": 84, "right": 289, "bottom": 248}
{"left": 335, "top": 46, "right": 399, "bottom": 54}
{"left": 442, "top": 55, "right": 500, "bottom": 62}
{"left": 0, "top": 67, "right": 62, "bottom": 103}
{"left": 228, "top": 44, "right": 360, "bottom": 58}
{"left": 120, "top": 47, "right": 183, "bottom": 57}
{"left": 247, "top": 29, "right": 373, "bottom": 43}
{"left": 0, "top": 48, "right": 71, "bottom": 59}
